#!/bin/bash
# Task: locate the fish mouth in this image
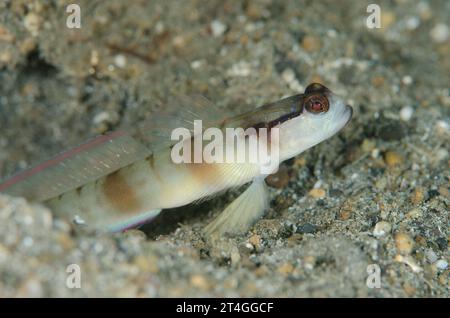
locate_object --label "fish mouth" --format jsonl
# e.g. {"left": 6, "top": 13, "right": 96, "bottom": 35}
{"left": 343, "top": 105, "right": 353, "bottom": 127}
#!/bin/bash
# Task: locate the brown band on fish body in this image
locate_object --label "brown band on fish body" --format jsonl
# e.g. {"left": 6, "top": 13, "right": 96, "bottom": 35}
{"left": 102, "top": 170, "right": 141, "bottom": 214}
{"left": 187, "top": 161, "right": 222, "bottom": 183}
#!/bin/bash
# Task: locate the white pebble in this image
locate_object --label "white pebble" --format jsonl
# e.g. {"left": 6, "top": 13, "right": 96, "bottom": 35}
{"left": 400, "top": 106, "right": 414, "bottom": 121}
{"left": 401, "top": 75, "right": 413, "bottom": 85}
{"left": 405, "top": 17, "right": 420, "bottom": 30}
{"left": 430, "top": 23, "right": 449, "bottom": 43}
{"left": 373, "top": 221, "right": 391, "bottom": 237}
{"left": 93, "top": 111, "right": 111, "bottom": 125}
{"left": 425, "top": 249, "right": 438, "bottom": 263}
{"left": 281, "top": 68, "right": 303, "bottom": 91}
{"left": 114, "top": 54, "right": 127, "bottom": 68}
{"left": 327, "top": 29, "right": 337, "bottom": 38}
{"left": 24, "top": 13, "right": 41, "bottom": 36}
{"left": 211, "top": 20, "right": 226, "bottom": 37}
{"left": 435, "top": 259, "right": 448, "bottom": 270}
{"left": 281, "top": 68, "right": 295, "bottom": 83}
{"left": 371, "top": 148, "right": 380, "bottom": 159}
{"left": 73, "top": 215, "right": 86, "bottom": 225}
{"left": 435, "top": 120, "right": 449, "bottom": 134}
{"left": 190, "top": 60, "right": 204, "bottom": 69}
{"left": 226, "top": 61, "right": 251, "bottom": 77}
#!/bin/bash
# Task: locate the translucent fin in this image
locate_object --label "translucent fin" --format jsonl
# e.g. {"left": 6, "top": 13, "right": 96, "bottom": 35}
{"left": 135, "top": 93, "right": 305, "bottom": 152}
{"left": 204, "top": 178, "right": 269, "bottom": 237}
{"left": 0, "top": 131, "right": 151, "bottom": 202}
{"left": 106, "top": 209, "right": 162, "bottom": 233}
{"left": 134, "top": 94, "right": 232, "bottom": 151}
{"left": 222, "top": 94, "right": 304, "bottom": 129}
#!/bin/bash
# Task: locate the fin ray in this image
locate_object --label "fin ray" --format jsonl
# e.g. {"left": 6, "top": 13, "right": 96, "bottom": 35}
{"left": 204, "top": 178, "right": 269, "bottom": 237}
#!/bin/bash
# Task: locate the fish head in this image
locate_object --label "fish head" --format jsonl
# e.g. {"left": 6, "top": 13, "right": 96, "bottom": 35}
{"left": 278, "top": 83, "right": 353, "bottom": 160}
{"left": 300, "top": 82, "right": 353, "bottom": 139}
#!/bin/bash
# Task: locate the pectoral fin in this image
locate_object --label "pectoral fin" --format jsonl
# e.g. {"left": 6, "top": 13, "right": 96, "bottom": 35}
{"left": 204, "top": 178, "right": 269, "bottom": 237}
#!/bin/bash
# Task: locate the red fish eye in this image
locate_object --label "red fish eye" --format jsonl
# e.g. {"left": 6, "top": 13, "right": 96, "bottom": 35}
{"left": 305, "top": 95, "right": 329, "bottom": 113}
{"left": 312, "top": 100, "right": 323, "bottom": 111}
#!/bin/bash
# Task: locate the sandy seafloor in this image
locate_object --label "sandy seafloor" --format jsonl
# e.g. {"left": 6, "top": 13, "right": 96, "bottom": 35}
{"left": 0, "top": 0, "right": 448, "bottom": 297}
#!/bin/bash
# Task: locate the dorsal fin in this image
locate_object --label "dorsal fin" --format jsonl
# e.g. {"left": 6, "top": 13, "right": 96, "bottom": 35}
{"left": 133, "top": 94, "right": 233, "bottom": 151}
{"left": 0, "top": 94, "right": 231, "bottom": 202}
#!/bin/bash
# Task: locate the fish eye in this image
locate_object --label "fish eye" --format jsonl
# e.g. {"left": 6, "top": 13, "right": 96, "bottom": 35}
{"left": 304, "top": 95, "right": 329, "bottom": 114}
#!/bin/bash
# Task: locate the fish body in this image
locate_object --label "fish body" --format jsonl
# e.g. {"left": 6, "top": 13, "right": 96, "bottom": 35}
{"left": 0, "top": 83, "right": 352, "bottom": 235}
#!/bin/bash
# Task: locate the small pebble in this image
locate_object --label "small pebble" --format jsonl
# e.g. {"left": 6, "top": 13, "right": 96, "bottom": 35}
{"left": 401, "top": 75, "right": 413, "bottom": 85}
{"left": 230, "top": 246, "right": 241, "bottom": 266}
{"left": 361, "top": 139, "right": 376, "bottom": 152}
{"left": 371, "top": 148, "right": 380, "bottom": 159}
{"left": 418, "top": 2, "right": 432, "bottom": 20}
{"left": 381, "top": 11, "right": 395, "bottom": 29}
{"left": 435, "top": 259, "right": 448, "bottom": 270}
{"left": 93, "top": 111, "right": 111, "bottom": 125}
{"left": 395, "top": 232, "right": 414, "bottom": 254}
{"left": 338, "top": 209, "right": 352, "bottom": 221}
{"left": 309, "top": 188, "right": 326, "bottom": 199}
{"left": 303, "top": 255, "right": 315, "bottom": 270}
{"left": 425, "top": 249, "right": 438, "bottom": 263}
{"left": 248, "top": 234, "right": 261, "bottom": 248}
{"left": 23, "top": 13, "right": 41, "bottom": 36}
{"left": 402, "top": 282, "right": 416, "bottom": 296}
{"left": 277, "top": 262, "right": 294, "bottom": 275}
{"left": 384, "top": 151, "right": 403, "bottom": 167}
{"left": 406, "top": 208, "right": 422, "bottom": 219}
{"left": 226, "top": 61, "right": 251, "bottom": 77}
{"left": 190, "top": 60, "right": 204, "bottom": 69}
{"left": 371, "top": 76, "right": 384, "bottom": 87}
{"left": 281, "top": 68, "right": 303, "bottom": 91}
{"left": 0, "top": 51, "right": 13, "bottom": 64}
{"left": 296, "top": 223, "right": 317, "bottom": 234}
{"left": 438, "top": 186, "right": 449, "bottom": 197}
{"left": 399, "top": 106, "right": 414, "bottom": 121}
{"left": 435, "top": 120, "right": 449, "bottom": 136}
{"left": 210, "top": 20, "right": 227, "bottom": 37}
{"left": 373, "top": 221, "right": 391, "bottom": 237}
{"left": 430, "top": 23, "right": 449, "bottom": 43}
{"left": 405, "top": 17, "right": 420, "bottom": 30}
{"left": 411, "top": 187, "right": 425, "bottom": 205}
{"left": 134, "top": 255, "right": 158, "bottom": 273}
{"left": 114, "top": 54, "right": 127, "bottom": 68}
{"left": 190, "top": 274, "right": 210, "bottom": 290}
{"left": 245, "top": 2, "right": 267, "bottom": 20}
{"left": 301, "top": 35, "right": 321, "bottom": 52}
{"left": 90, "top": 50, "right": 99, "bottom": 66}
